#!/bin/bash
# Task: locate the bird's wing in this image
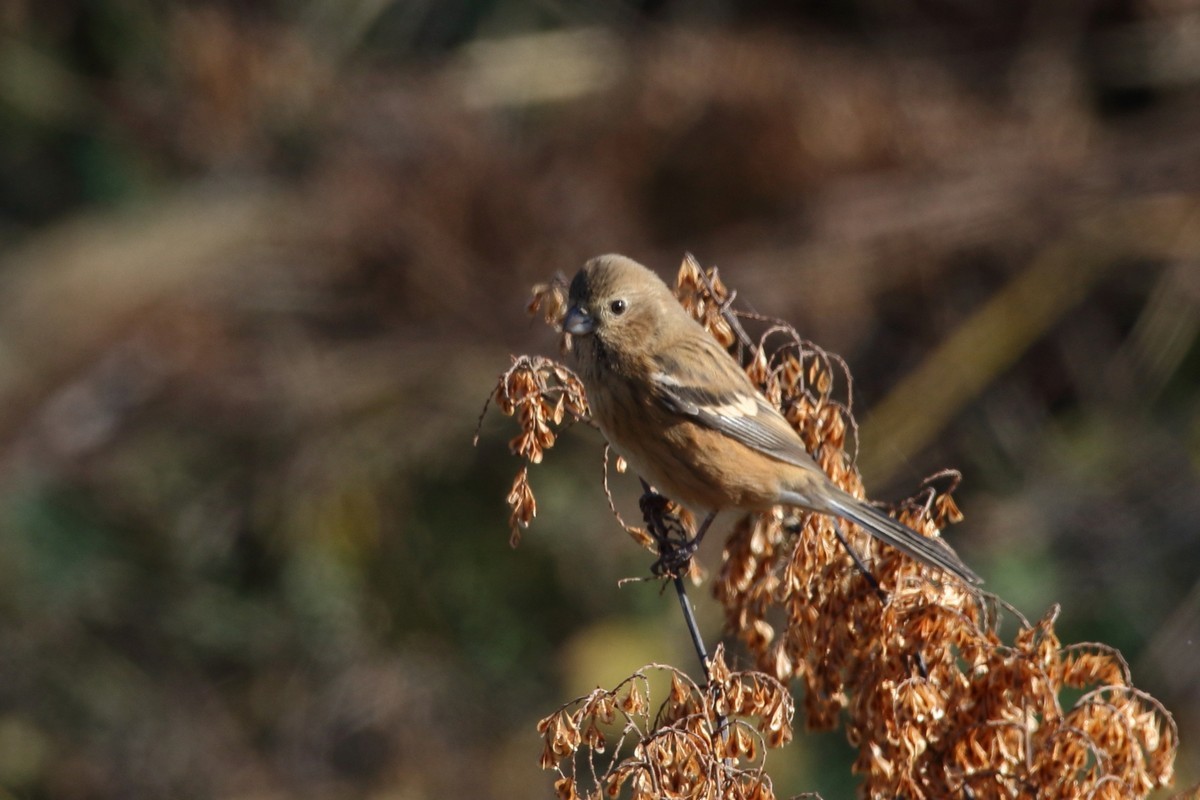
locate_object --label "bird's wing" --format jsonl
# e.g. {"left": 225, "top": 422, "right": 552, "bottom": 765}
{"left": 651, "top": 335, "right": 981, "bottom": 586}
{"left": 649, "top": 338, "right": 817, "bottom": 470}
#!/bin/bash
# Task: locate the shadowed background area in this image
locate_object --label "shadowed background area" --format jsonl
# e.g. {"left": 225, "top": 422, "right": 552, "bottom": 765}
{"left": 1, "top": 1, "right": 1198, "bottom": 797}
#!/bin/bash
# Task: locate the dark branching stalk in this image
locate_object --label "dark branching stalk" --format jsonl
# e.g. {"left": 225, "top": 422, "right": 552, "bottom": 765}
{"left": 635, "top": 480, "right": 729, "bottom": 740}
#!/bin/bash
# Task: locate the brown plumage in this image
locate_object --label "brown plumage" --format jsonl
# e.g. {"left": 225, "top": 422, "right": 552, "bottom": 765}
{"left": 564, "top": 254, "right": 980, "bottom": 586}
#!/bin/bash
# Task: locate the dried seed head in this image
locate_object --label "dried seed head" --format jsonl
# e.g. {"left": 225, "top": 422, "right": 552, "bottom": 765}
{"left": 529, "top": 276, "right": 569, "bottom": 329}
{"left": 502, "top": 259, "right": 1177, "bottom": 800}
{"left": 538, "top": 663, "right": 792, "bottom": 800}
{"left": 506, "top": 467, "right": 536, "bottom": 547}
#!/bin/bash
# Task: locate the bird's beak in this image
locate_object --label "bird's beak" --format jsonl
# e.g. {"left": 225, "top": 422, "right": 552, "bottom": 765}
{"left": 563, "top": 305, "right": 595, "bottom": 335}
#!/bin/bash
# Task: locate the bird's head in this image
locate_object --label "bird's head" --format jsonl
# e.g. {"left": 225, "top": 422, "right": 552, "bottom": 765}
{"left": 564, "top": 254, "right": 677, "bottom": 353}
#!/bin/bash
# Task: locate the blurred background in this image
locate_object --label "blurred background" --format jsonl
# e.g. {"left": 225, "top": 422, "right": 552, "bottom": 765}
{"left": 1, "top": 1, "right": 1199, "bottom": 798}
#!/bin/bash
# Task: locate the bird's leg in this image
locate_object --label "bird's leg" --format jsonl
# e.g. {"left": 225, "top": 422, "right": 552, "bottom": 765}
{"left": 828, "top": 519, "right": 885, "bottom": 599}
{"left": 639, "top": 483, "right": 686, "bottom": 575}
{"left": 640, "top": 481, "right": 717, "bottom": 576}
{"left": 653, "top": 510, "right": 718, "bottom": 576}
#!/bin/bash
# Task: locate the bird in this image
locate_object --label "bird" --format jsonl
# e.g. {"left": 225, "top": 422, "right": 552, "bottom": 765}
{"left": 562, "top": 253, "right": 981, "bottom": 587}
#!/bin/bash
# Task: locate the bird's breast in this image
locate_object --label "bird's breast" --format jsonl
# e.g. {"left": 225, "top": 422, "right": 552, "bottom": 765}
{"left": 588, "top": 374, "right": 783, "bottom": 512}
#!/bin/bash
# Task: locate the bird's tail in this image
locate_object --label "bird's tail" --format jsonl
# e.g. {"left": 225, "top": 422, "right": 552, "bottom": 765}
{"left": 807, "top": 489, "right": 982, "bottom": 586}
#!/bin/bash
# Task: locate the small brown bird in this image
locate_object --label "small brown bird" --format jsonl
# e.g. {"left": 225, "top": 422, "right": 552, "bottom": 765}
{"left": 563, "top": 254, "right": 980, "bottom": 586}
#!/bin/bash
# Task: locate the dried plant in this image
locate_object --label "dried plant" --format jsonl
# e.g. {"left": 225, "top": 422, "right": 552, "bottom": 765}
{"left": 476, "top": 349, "right": 588, "bottom": 546}
{"left": 480, "top": 255, "right": 1179, "bottom": 799}
{"left": 537, "top": 645, "right": 794, "bottom": 800}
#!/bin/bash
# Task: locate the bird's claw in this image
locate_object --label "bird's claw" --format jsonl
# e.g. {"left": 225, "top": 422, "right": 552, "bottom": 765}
{"left": 651, "top": 536, "right": 700, "bottom": 578}
{"left": 639, "top": 485, "right": 700, "bottom": 579}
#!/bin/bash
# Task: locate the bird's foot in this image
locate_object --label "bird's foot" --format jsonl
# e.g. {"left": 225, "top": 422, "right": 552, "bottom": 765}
{"left": 638, "top": 483, "right": 711, "bottom": 579}
{"left": 651, "top": 536, "right": 701, "bottom": 578}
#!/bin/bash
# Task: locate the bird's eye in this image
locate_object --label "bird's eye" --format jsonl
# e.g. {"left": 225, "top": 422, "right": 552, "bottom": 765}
{"left": 610, "top": 299, "right": 627, "bottom": 315}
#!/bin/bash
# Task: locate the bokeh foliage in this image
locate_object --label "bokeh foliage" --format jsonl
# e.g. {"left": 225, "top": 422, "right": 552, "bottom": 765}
{"left": 1, "top": 1, "right": 1199, "bottom": 798}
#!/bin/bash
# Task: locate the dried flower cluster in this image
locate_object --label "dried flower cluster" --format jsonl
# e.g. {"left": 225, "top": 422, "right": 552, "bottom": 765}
{"left": 538, "top": 646, "right": 794, "bottom": 800}
{"left": 478, "top": 353, "right": 588, "bottom": 545}
{"left": 485, "top": 256, "right": 1179, "bottom": 798}
{"left": 683, "top": 258, "right": 1179, "bottom": 799}
{"left": 674, "top": 254, "right": 740, "bottom": 350}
